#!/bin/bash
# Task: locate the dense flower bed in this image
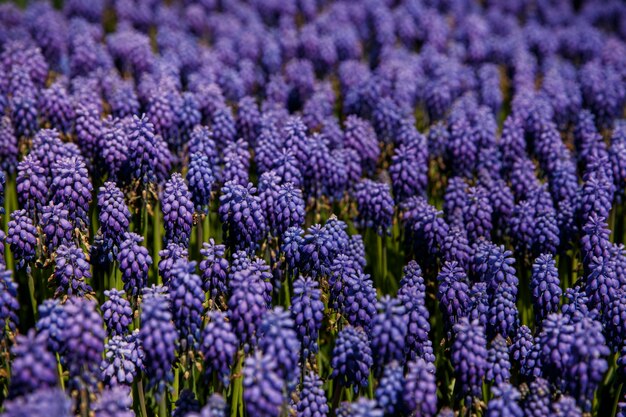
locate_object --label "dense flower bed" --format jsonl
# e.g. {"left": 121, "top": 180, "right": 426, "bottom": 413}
{"left": 0, "top": 0, "right": 625, "bottom": 416}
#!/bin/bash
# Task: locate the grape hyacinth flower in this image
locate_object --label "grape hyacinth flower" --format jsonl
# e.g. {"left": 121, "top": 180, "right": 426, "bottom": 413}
{"left": 102, "top": 289, "right": 133, "bottom": 338}
{"left": 201, "top": 311, "right": 238, "bottom": 386}
{"left": 2, "top": 387, "right": 72, "bottom": 417}
{"left": 187, "top": 152, "right": 215, "bottom": 213}
{"left": 485, "top": 384, "right": 523, "bottom": 417}
{"left": 370, "top": 296, "right": 407, "bottom": 368}
{"left": 336, "top": 398, "right": 383, "bottom": 417}
{"left": 50, "top": 156, "right": 93, "bottom": 229}
{"left": 290, "top": 276, "right": 324, "bottom": 358}
{"left": 199, "top": 239, "right": 229, "bottom": 300}
{"left": 41, "top": 203, "right": 74, "bottom": 255}
{"left": 243, "top": 351, "right": 287, "bottom": 417}
{"left": 100, "top": 333, "right": 143, "bottom": 387}
{"left": 169, "top": 260, "right": 204, "bottom": 351}
{"left": 339, "top": 271, "right": 378, "bottom": 332}
{"left": 530, "top": 254, "right": 562, "bottom": 325}
{"left": 403, "top": 358, "right": 437, "bottom": 417}
{"left": 173, "top": 390, "right": 201, "bottom": 417}
{"left": 158, "top": 243, "right": 189, "bottom": 287}
{"left": 273, "top": 182, "right": 305, "bottom": 237}
{"left": 486, "top": 334, "right": 511, "bottom": 385}
{"left": 117, "top": 233, "right": 152, "bottom": 297}
{"left": 228, "top": 266, "right": 272, "bottom": 348}
{"left": 36, "top": 299, "right": 64, "bottom": 354}
{"left": 62, "top": 297, "right": 106, "bottom": 388}
{"left": 6, "top": 209, "right": 37, "bottom": 270}
{"left": 331, "top": 326, "right": 373, "bottom": 390}
{"left": 0, "top": 268, "right": 18, "bottom": 341}
{"left": 297, "top": 371, "right": 329, "bottom": 417}
{"left": 53, "top": 244, "right": 93, "bottom": 298}
{"left": 219, "top": 181, "right": 266, "bottom": 254}
{"left": 523, "top": 378, "right": 551, "bottom": 417}
{"left": 463, "top": 186, "right": 493, "bottom": 243}
{"left": 374, "top": 362, "right": 404, "bottom": 415}
{"left": 353, "top": 179, "right": 394, "bottom": 235}
{"left": 92, "top": 387, "right": 135, "bottom": 417}
{"left": 390, "top": 141, "right": 428, "bottom": 203}
{"left": 8, "top": 329, "right": 57, "bottom": 399}
{"left": 258, "top": 307, "right": 301, "bottom": 389}
{"left": 437, "top": 261, "right": 471, "bottom": 331}
{"left": 452, "top": 318, "right": 488, "bottom": 404}
{"left": 97, "top": 182, "right": 131, "bottom": 260}
{"left": 161, "top": 173, "right": 195, "bottom": 247}
{"left": 299, "top": 224, "right": 333, "bottom": 278}
{"left": 16, "top": 155, "right": 48, "bottom": 217}
{"left": 140, "top": 286, "right": 178, "bottom": 398}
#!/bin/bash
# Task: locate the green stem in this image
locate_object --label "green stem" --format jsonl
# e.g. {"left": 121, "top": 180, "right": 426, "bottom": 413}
{"left": 159, "top": 394, "right": 167, "bottom": 417}
{"left": 230, "top": 352, "right": 244, "bottom": 417}
{"left": 612, "top": 383, "right": 624, "bottom": 417}
{"left": 137, "top": 378, "right": 148, "bottom": 417}
{"left": 27, "top": 272, "right": 37, "bottom": 319}
{"left": 56, "top": 354, "right": 65, "bottom": 391}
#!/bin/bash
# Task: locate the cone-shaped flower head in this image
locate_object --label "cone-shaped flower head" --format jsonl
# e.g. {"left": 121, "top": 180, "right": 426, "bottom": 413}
{"left": 140, "top": 285, "right": 178, "bottom": 398}
{"left": 331, "top": 326, "right": 373, "bottom": 390}
{"left": 201, "top": 311, "right": 238, "bottom": 386}
{"left": 117, "top": 232, "right": 152, "bottom": 297}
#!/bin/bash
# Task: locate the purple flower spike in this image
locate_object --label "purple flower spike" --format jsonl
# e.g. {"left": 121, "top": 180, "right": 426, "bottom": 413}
{"left": 140, "top": 286, "right": 178, "bottom": 399}
{"left": 258, "top": 307, "right": 301, "bottom": 390}
{"left": 117, "top": 232, "right": 152, "bottom": 297}
{"left": 100, "top": 333, "right": 143, "bottom": 387}
{"left": 2, "top": 387, "right": 72, "bottom": 417}
{"left": 0, "top": 117, "right": 18, "bottom": 175}
{"left": 41, "top": 203, "right": 74, "bottom": 255}
{"left": 228, "top": 265, "right": 272, "bottom": 348}
{"left": 219, "top": 181, "right": 266, "bottom": 254}
{"left": 92, "top": 386, "right": 135, "bottom": 417}
{"left": 8, "top": 329, "right": 57, "bottom": 399}
{"left": 161, "top": 173, "right": 194, "bottom": 247}
{"left": 339, "top": 271, "right": 377, "bottom": 332}
{"left": 374, "top": 362, "right": 404, "bottom": 415}
{"left": 16, "top": 156, "right": 48, "bottom": 217}
{"left": 53, "top": 244, "right": 93, "bottom": 298}
{"left": 371, "top": 296, "right": 407, "bottom": 367}
{"left": 297, "top": 371, "right": 329, "bottom": 417}
{"left": 273, "top": 182, "right": 305, "bottom": 238}
{"left": 530, "top": 254, "right": 562, "bottom": 325}
{"left": 354, "top": 179, "right": 394, "bottom": 236}
{"left": 452, "top": 318, "right": 488, "bottom": 404}
{"left": 403, "top": 358, "right": 437, "bottom": 417}
{"left": 199, "top": 239, "right": 229, "bottom": 300}
{"left": 390, "top": 141, "right": 428, "bottom": 203}
{"left": 169, "top": 259, "right": 204, "bottom": 351}
{"left": 62, "top": 297, "right": 106, "bottom": 389}
{"left": 290, "top": 276, "right": 324, "bottom": 358}
{"left": 50, "top": 156, "right": 93, "bottom": 229}
{"left": 187, "top": 152, "right": 215, "bottom": 214}
{"left": 552, "top": 395, "right": 583, "bottom": 417}
{"left": 336, "top": 398, "right": 383, "bottom": 417}
{"left": 463, "top": 186, "right": 493, "bottom": 243}
{"left": 523, "top": 378, "right": 551, "bottom": 417}
{"left": 36, "top": 300, "right": 64, "bottom": 354}
{"left": 201, "top": 311, "right": 238, "bottom": 386}
{"left": 331, "top": 326, "right": 373, "bottom": 390}
{"left": 485, "top": 383, "right": 523, "bottom": 417}
{"left": 158, "top": 243, "right": 189, "bottom": 287}
{"left": 97, "top": 182, "right": 131, "bottom": 259}
{"left": 7, "top": 209, "right": 37, "bottom": 270}
{"left": 102, "top": 289, "right": 133, "bottom": 337}
{"left": 437, "top": 261, "right": 471, "bottom": 331}
{"left": 486, "top": 334, "right": 511, "bottom": 385}
{"left": 243, "top": 352, "right": 286, "bottom": 417}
